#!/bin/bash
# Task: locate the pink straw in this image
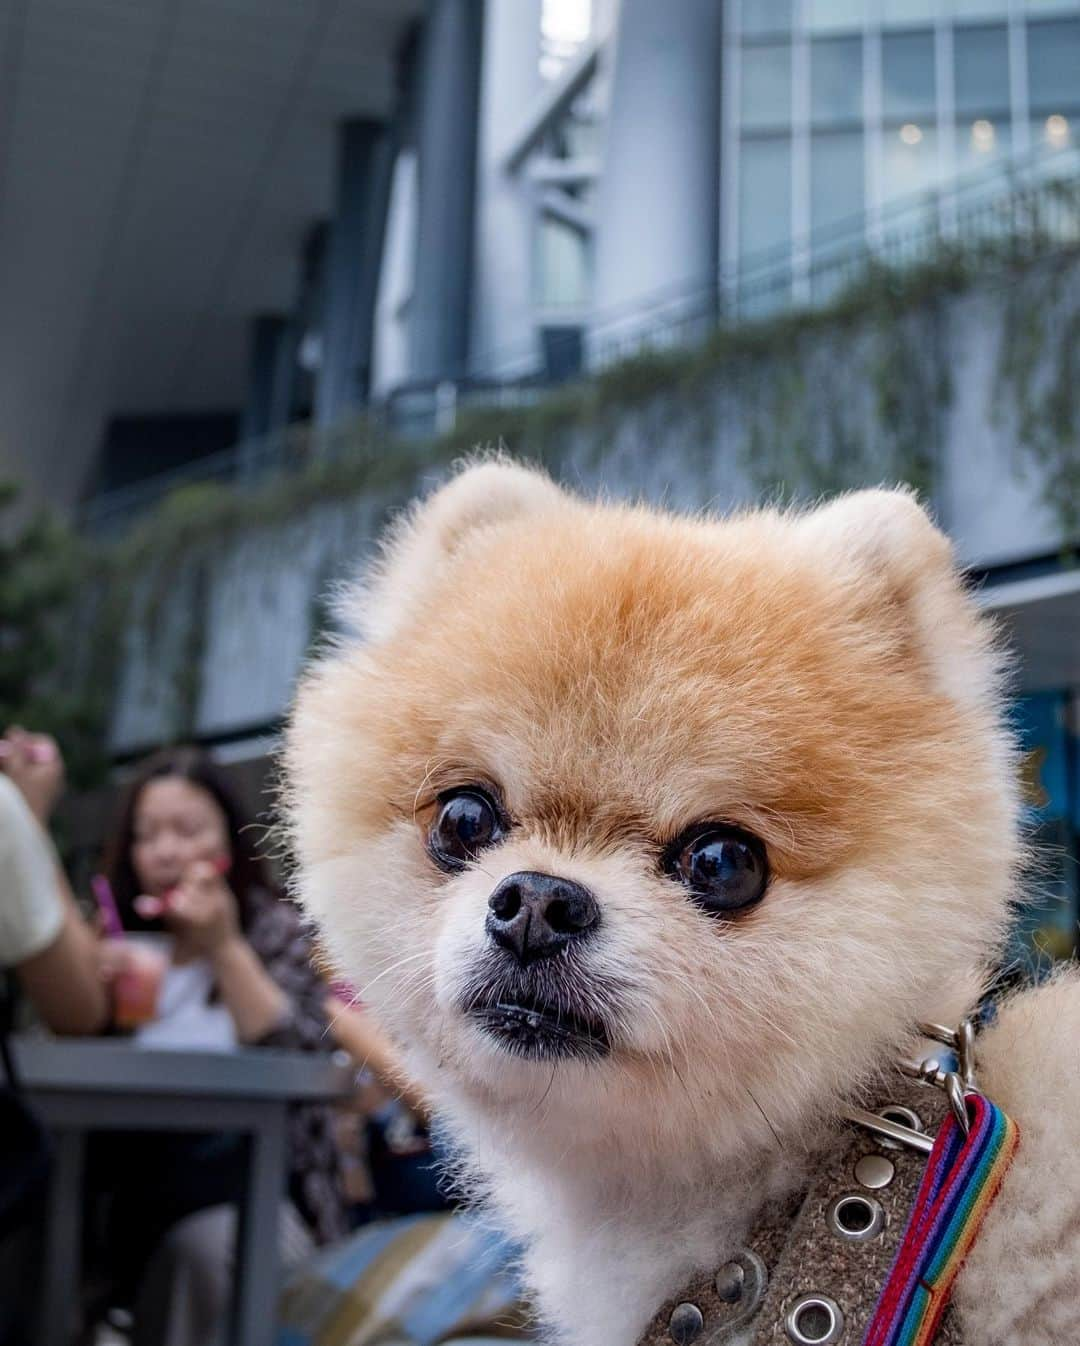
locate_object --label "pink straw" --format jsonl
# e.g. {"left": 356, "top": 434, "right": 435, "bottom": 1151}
{"left": 91, "top": 874, "right": 125, "bottom": 939}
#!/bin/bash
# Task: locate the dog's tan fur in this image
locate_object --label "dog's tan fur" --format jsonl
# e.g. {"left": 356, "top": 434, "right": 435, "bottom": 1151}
{"left": 284, "top": 461, "right": 1080, "bottom": 1346}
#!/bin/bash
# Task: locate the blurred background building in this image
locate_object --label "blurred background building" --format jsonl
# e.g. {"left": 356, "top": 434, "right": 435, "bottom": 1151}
{"left": 0, "top": 0, "right": 1077, "bottom": 967}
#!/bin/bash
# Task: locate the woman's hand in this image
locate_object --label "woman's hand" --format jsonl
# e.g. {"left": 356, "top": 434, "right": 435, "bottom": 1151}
{"left": 97, "top": 937, "right": 135, "bottom": 985}
{"left": 136, "top": 860, "right": 240, "bottom": 958}
{"left": 0, "top": 726, "right": 64, "bottom": 824}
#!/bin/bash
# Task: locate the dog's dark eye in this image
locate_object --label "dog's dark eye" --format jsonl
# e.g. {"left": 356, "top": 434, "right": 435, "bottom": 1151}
{"left": 429, "top": 789, "right": 505, "bottom": 871}
{"left": 667, "top": 826, "right": 769, "bottom": 916}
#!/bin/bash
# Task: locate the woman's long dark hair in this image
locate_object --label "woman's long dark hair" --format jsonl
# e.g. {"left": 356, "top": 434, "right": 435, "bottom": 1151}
{"left": 102, "top": 746, "right": 276, "bottom": 933}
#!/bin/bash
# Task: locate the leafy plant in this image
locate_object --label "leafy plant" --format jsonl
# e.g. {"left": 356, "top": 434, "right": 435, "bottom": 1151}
{"left": 0, "top": 486, "right": 106, "bottom": 784}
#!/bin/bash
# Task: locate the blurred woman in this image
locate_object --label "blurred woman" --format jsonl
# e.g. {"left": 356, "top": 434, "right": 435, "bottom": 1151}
{"left": 90, "top": 746, "right": 346, "bottom": 1346}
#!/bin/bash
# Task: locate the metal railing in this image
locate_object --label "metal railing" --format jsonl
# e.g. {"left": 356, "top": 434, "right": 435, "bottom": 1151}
{"left": 586, "top": 143, "right": 1080, "bottom": 368}
{"left": 78, "top": 144, "right": 1080, "bottom": 536}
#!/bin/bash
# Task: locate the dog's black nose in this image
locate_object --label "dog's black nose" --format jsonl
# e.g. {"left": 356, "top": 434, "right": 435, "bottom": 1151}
{"left": 486, "top": 871, "right": 600, "bottom": 966}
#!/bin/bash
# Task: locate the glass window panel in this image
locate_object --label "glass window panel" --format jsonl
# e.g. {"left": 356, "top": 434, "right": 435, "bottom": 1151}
{"left": 545, "top": 102, "right": 600, "bottom": 159}
{"left": 739, "top": 275, "right": 793, "bottom": 319}
{"left": 740, "top": 43, "right": 793, "bottom": 129}
{"left": 952, "top": 0, "right": 1009, "bottom": 16}
{"left": 957, "top": 115, "right": 1010, "bottom": 171}
{"left": 739, "top": 135, "right": 792, "bottom": 259}
{"left": 1032, "top": 112, "right": 1075, "bottom": 152}
{"left": 811, "top": 37, "right": 864, "bottom": 125}
{"left": 881, "top": 124, "right": 941, "bottom": 205}
{"left": 881, "top": 0, "right": 939, "bottom": 24}
{"left": 739, "top": 0, "right": 793, "bottom": 35}
{"left": 811, "top": 130, "right": 866, "bottom": 233}
{"left": 954, "top": 26, "right": 1010, "bottom": 116}
{"left": 1027, "top": 19, "right": 1080, "bottom": 112}
{"left": 882, "top": 31, "right": 936, "bottom": 120}
{"left": 807, "top": 0, "right": 872, "bottom": 31}
{"left": 539, "top": 0, "right": 593, "bottom": 81}
{"left": 536, "top": 217, "right": 589, "bottom": 309}
{"left": 1025, "top": 0, "right": 1080, "bottom": 13}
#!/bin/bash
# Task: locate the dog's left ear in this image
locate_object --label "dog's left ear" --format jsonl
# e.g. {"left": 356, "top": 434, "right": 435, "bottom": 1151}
{"left": 349, "top": 456, "right": 568, "bottom": 643}
{"left": 797, "top": 488, "right": 999, "bottom": 710}
{"left": 797, "top": 487, "right": 953, "bottom": 590}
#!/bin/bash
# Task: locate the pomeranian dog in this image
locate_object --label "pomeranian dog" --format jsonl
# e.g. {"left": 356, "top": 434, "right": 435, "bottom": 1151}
{"left": 285, "top": 460, "right": 1080, "bottom": 1346}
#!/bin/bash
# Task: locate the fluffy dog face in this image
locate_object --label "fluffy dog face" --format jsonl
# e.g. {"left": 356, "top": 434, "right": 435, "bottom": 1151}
{"left": 285, "top": 463, "right": 1019, "bottom": 1158}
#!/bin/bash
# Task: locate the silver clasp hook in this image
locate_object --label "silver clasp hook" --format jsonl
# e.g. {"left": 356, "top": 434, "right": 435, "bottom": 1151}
{"left": 845, "top": 1017, "right": 978, "bottom": 1149}
{"left": 912, "top": 1019, "right": 977, "bottom": 1134}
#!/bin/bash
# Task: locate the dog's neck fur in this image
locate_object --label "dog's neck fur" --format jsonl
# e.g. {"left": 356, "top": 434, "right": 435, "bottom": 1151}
{"left": 432, "top": 1071, "right": 816, "bottom": 1346}
{"left": 405, "top": 984, "right": 976, "bottom": 1344}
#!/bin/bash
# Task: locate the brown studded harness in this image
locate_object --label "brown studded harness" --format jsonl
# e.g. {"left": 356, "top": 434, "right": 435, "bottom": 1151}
{"left": 637, "top": 1021, "right": 1006, "bottom": 1346}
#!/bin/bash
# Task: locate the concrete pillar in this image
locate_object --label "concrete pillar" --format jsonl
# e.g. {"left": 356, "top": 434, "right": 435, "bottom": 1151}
{"left": 314, "top": 118, "right": 394, "bottom": 426}
{"left": 590, "top": 0, "right": 722, "bottom": 359}
{"left": 266, "top": 318, "right": 299, "bottom": 433}
{"left": 471, "top": 0, "right": 543, "bottom": 380}
{"left": 409, "top": 0, "right": 484, "bottom": 383}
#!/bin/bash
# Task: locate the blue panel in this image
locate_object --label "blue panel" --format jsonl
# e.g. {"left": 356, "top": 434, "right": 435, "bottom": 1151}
{"left": 1007, "top": 691, "right": 1078, "bottom": 975}
{"left": 1011, "top": 690, "right": 1070, "bottom": 822}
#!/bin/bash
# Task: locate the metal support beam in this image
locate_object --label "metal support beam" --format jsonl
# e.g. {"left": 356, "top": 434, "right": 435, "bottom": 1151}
{"left": 240, "top": 314, "right": 289, "bottom": 448}
{"left": 314, "top": 118, "right": 394, "bottom": 427}
{"left": 409, "top": 0, "right": 484, "bottom": 383}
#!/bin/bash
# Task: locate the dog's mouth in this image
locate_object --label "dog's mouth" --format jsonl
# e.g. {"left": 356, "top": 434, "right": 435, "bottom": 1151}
{"left": 466, "top": 991, "right": 611, "bottom": 1061}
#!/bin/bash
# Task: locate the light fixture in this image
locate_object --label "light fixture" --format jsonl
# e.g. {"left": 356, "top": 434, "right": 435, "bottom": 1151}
{"left": 971, "top": 119, "right": 995, "bottom": 153}
{"left": 899, "top": 123, "right": 923, "bottom": 146}
{"left": 1045, "top": 114, "right": 1070, "bottom": 148}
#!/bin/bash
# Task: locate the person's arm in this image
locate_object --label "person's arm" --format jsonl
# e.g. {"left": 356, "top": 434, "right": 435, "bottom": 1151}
{"left": 0, "top": 735, "right": 107, "bottom": 1035}
{"left": 0, "top": 727, "right": 64, "bottom": 826}
{"left": 139, "top": 861, "right": 290, "bottom": 1043}
{"left": 209, "top": 932, "right": 290, "bottom": 1044}
{"left": 15, "top": 866, "right": 108, "bottom": 1035}
{"left": 324, "top": 995, "right": 430, "bottom": 1119}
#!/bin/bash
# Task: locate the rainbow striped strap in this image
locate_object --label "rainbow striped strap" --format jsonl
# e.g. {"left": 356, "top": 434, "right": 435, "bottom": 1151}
{"left": 862, "top": 1091, "right": 1020, "bottom": 1346}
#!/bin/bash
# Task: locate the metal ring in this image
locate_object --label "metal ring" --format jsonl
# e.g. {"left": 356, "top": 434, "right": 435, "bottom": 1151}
{"left": 876, "top": 1104, "right": 923, "bottom": 1149}
{"left": 784, "top": 1294, "right": 845, "bottom": 1344}
{"left": 880, "top": 1104, "right": 923, "bottom": 1131}
{"left": 827, "top": 1192, "right": 885, "bottom": 1240}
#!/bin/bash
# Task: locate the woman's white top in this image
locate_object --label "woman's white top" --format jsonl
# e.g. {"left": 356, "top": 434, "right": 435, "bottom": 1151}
{"left": 135, "top": 953, "right": 238, "bottom": 1051}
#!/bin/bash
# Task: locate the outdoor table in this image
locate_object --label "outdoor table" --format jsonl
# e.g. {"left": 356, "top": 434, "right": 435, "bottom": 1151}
{"left": 13, "top": 1036, "right": 354, "bottom": 1346}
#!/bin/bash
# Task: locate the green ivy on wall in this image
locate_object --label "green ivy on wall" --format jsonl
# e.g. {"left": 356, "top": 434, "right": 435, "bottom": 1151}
{"left": 0, "top": 486, "right": 108, "bottom": 785}
{"left": 995, "top": 255, "right": 1080, "bottom": 543}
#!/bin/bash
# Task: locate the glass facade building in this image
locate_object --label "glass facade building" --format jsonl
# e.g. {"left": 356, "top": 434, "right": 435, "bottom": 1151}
{"left": 522, "top": 0, "right": 1080, "bottom": 326}
{"left": 724, "top": 0, "right": 1080, "bottom": 301}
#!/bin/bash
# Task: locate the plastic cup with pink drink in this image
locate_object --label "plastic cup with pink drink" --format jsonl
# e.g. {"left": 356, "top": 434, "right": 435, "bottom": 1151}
{"left": 91, "top": 874, "right": 172, "bottom": 1031}
{"left": 111, "top": 933, "right": 173, "bottom": 1030}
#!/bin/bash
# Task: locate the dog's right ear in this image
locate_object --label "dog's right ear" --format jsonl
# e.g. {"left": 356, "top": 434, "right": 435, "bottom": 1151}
{"left": 347, "top": 457, "right": 567, "bottom": 643}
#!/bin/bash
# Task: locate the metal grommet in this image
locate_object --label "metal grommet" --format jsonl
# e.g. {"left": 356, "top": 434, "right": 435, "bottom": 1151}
{"left": 668, "top": 1302, "right": 704, "bottom": 1345}
{"left": 784, "top": 1294, "right": 845, "bottom": 1344}
{"left": 854, "top": 1153, "right": 896, "bottom": 1189}
{"left": 827, "top": 1192, "right": 885, "bottom": 1240}
{"left": 876, "top": 1104, "right": 923, "bottom": 1149}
